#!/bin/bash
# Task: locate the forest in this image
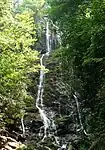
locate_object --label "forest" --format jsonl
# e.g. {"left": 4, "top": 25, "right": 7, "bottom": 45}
{"left": 0, "top": 0, "right": 105, "bottom": 149}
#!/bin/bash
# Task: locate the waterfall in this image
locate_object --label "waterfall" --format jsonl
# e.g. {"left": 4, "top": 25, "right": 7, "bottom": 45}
{"left": 46, "top": 21, "right": 50, "bottom": 55}
{"left": 35, "top": 19, "right": 65, "bottom": 149}
{"left": 36, "top": 20, "right": 53, "bottom": 141}
{"left": 73, "top": 93, "right": 89, "bottom": 136}
{"left": 36, "top": 23, "right": 50, "bottom": 140}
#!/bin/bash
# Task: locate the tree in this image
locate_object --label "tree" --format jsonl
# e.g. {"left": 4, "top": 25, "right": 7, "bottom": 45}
{"left": 0, "top": 0, "right": 39, "bottom": 126}
{"left": 48, "top": 0, "right": 105, "bottom": 149}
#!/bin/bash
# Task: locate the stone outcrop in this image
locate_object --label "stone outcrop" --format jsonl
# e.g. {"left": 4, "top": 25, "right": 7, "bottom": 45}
{"left": 23, "top": 52, "right": 85, "bottom": 149}
{"left": 0, "top": 135, "right": 25, "bottom": 150}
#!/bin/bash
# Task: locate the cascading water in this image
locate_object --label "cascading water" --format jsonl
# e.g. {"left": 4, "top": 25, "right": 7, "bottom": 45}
{"left": 73, "top": 93, "right": 89, "bottom": 136}
{"left": 36, "top": 20, "right": 51, "bottom": 140}
{"left": 35, "top": 19, "right": 67, "bottom": 149}
{"left": 46, "top": 21, "right": 50, "bottom": 55}
{"left": 36, "top": 19, "right": 58, "bottom": 141}
{"left": 23, "top": 18, "right": 89, "bottom": 150}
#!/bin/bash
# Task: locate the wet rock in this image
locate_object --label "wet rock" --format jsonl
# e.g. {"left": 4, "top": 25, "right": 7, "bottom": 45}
{"left": 30, "top": 120, "right": 43, "bottom": 133}
{"left": 37, "top": 137, "right": 60, "bottom": 150}
{"left": 23, "top": 51, "right": 87, "bottom": 149}
{"left": 56, "top": 116, "right": 76, "bottom": 135}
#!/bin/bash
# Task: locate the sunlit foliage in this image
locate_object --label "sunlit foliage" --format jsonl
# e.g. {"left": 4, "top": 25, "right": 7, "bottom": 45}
{"left": 0, "top": 0, "right": 39, "bottom": 126}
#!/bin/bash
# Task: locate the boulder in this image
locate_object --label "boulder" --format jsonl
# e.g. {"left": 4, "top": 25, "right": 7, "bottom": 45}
{"left": 0, "top": 135, "right": 25, "bottom": 150}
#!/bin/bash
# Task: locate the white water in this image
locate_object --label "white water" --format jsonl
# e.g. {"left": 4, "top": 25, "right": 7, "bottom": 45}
{"left": 36, "top": 55, "right": 50, "bottom": 140}
{"left": 73, "top": 93, "right": 89, "bottom": 136}
{"left": 36, "top": 20, "right": 52, "bottom": 140}
{"left": 21, "top": 116, "right": 25, "bottom": 136}
{"left": 46, "top": 21, "right": 50, "bottom": 56}
{"left": 36, "top": 20, "right": 66, "bottom": 149}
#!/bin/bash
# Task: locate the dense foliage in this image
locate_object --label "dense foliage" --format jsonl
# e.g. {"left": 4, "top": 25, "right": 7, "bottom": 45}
{"left": 0, "top": 0, "right": 40, "bottom": 127}
{"left": 15, "top": 0, "right": 45, "bottom": 15}
{"left": 48, "top": 0, "right": 105, "bottom": 149}
{"left": 1, "top": 0, "right": 105, "bottom": 149}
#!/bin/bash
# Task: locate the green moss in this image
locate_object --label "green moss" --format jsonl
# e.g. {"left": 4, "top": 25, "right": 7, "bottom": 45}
{"left": 55, "top": 116, "right": 71, "bottom": 123}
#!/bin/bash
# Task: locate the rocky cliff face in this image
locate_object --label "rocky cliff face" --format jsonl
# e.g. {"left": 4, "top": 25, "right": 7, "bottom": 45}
{"left": 23, "top": 51, "right": 90, "bottom": 150}
{"left": 0, "top": 50, "right": 89, "bottom": 149}
{"left": 14, "top": 19, "right": 91, "bottom": 149}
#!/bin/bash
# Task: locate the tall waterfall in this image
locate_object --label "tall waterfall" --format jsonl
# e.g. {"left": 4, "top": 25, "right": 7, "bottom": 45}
{"left": 35, "top": 20, "right": 67, "bottom": 149}
{"left": 36, "top": 20, "right": 52, "bottom": 140}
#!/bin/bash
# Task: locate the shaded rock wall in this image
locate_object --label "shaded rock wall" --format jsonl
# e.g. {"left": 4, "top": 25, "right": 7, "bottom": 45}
{"left": 23, "top": 51, "right": 90, "bottom": 149}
